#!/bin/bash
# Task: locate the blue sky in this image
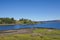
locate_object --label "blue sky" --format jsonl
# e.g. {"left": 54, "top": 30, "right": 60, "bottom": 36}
{"left": 0, "top": 0, "right": 60, "bottom": 21}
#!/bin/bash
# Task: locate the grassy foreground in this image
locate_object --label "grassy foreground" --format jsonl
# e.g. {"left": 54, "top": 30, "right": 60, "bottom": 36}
{"left": 0, "top": 28, "right": 60, "bottom": 40}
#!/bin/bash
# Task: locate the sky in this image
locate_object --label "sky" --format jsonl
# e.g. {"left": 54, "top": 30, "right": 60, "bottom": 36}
{"left": 0, "top": 0, "right": 60, "bottom": 21}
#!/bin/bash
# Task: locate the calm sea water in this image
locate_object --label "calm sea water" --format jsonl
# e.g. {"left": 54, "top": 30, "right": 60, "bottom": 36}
{"left": 0, "top": 22, "right": 60, "bottom": 30}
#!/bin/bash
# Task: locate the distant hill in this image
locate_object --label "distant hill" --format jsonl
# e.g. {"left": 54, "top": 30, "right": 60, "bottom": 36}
{"left": 36, "top": 20, "right": 60, "bottom": 23}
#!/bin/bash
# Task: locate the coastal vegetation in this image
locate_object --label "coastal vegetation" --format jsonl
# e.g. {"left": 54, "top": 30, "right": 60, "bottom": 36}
{"left": 0, "top": 18, "right": 16, "bottom": 24}
{"left": 18, "top": 18, "right": 38, "bottom": 24}
{"left": 0, "top": 18, "right": 39, "bottom": 25}
{"left": 0, "top": 28, "right": 60, "bottom": 40}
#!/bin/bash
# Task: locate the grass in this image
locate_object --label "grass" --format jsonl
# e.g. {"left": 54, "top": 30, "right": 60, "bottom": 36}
{"left": 33, "top": 28, "right": 60, "bottom": 34}
{"left": 0, "top": 28, "right": 60, "bottom": 40}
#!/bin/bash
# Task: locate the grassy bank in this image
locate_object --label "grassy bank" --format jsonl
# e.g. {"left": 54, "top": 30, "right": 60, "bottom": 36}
{"left": 0, "top": 28, "right": 60, "bottom": 40}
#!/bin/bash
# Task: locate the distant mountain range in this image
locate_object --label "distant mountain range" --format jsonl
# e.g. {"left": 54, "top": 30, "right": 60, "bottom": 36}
{"left": 34, "top": 20, "right": 60, "bottom": 23}
{"left": 43, "top": 20, "right": 60, "bottom": 22}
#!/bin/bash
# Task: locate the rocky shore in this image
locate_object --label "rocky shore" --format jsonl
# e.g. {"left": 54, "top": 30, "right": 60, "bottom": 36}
{"left": 0, "top": 29, "right": 33, "bottom": 36}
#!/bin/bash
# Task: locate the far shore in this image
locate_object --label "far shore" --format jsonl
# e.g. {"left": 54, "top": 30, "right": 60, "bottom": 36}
{"left": 0, "top": 24, "right": 35, "bottom": 26}
{"left": 0, "top": 24, "right": 16, "bottom": 25}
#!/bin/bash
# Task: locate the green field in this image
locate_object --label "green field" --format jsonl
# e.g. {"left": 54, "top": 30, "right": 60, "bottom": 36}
{"left": 0, "top": 28, "right": 60, "bottom": 40}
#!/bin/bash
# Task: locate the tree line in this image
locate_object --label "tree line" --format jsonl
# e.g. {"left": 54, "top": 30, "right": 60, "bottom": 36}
{"left": 0, "top": 18, "right": 39, "bottom": 24}
{"left": 0, "top": 18, "right": 15, "bottom": 24}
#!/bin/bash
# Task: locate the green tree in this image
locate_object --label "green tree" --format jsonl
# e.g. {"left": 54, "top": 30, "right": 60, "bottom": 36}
{"left": 0, "top": 18, "right": 16, "bottom": 24}
{"left": 19, "top": 18, "right": 38, "bottom": 24}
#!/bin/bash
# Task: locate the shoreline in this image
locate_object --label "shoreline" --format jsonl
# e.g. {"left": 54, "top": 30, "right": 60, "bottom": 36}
{"left": 0, "top": 24, "right": 16, "bottom": 25}
{"left": 0, "top": 28, "right": 32, "bottom": 36}
{"left": 0, "top": 24, "right": 34, "bottom": 25}
{"left": 0, "top": 27, "right": 59, "bottom": 36}
{"left": 0, "top": 28, "right": 59, "bottom": 34}
{"left": 0, "top": 28, "right": 57, "bottom": 34}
